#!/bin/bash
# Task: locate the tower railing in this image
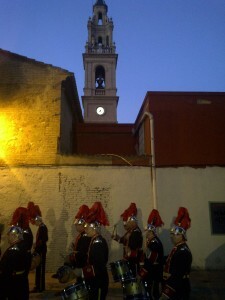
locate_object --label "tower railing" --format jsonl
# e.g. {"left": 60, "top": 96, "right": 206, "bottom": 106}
{"left": 85, "top": 43, "right": 116, "bottom": 54}
{"left": 95, "top": 89, "right": 105, "bottom": 95}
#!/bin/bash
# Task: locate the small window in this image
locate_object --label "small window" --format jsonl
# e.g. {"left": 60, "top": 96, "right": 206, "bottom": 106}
{"left": 209, "top": 202, "right": 225, "bottom": 234}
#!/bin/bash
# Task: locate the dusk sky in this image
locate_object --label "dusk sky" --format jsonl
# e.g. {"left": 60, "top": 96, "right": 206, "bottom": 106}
{"left": 1, "top": 0, "right": 225, "bottom": 123}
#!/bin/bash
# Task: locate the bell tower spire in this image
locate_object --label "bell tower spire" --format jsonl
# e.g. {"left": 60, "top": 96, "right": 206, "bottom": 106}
{"left": 82, "top": 0, "right": 119, "bottom": 123}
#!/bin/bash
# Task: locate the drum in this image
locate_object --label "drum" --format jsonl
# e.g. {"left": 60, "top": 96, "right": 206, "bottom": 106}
{"left": 110, "top": 260, "right": 132, "bottom": 282}
{"left": 57, "top": 265, "right": 77, "bottom": 283}
{"left": 30, "top": 252, "right": 41, "bottom": 271}
{"left": 61, "top": 282, "right": 89, "bottom": 300}
{"left": 122, "top": 278, "right": 148, "bottom": 299}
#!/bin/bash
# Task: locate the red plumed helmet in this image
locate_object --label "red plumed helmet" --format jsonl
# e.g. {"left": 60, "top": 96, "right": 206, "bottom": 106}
{"left": 147, "top": 209, "right": 164, "bottom": 231}
{"left": 174, "top": 207, "right": 191, "bottom": 230}
{"left": 27, "top": 201, "right": 42, "bottom": 220}
{"left": 171, "top": 207, "right": 191, "bottom": 239}
{"left": 121, "top": 203, "right": 137, "bottom": 222}
{"left": 86, "top": 201, "right": 109, "bottom": 226}
{"left": 10, "top": 207, "right": 30, "bottom": 229}
{"left": 74, "top": 205, "right": 89, "bottom": 224}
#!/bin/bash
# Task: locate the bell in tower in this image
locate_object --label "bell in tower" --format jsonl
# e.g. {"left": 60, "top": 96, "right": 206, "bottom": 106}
{"left": 82, "top": 0, "right": 119, "bottom": 123}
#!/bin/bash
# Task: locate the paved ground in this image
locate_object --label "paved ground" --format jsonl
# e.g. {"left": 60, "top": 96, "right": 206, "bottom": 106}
{"left": 29, "top": 270, "right": 225, "bottom": 299}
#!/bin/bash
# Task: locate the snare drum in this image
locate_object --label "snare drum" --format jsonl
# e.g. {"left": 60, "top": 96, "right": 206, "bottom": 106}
{"left": 57, "top": 265, "right": 76, "bottom": 284}
{"left": 30, "top": 252, "right": 41, "bottom": 271}
{"left": 122, "top": 278, "right": 148, "bottom": 299}
{"left": 61, "top": 282, "right": 89, "bottom": 300}
{"left": 110, "top": 260, "right": 132, "bottom": 282}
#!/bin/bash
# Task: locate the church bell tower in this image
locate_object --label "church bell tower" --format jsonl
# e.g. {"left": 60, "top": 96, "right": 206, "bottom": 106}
{"left": 82, "top": 0, "right": 119, "bottom": 123}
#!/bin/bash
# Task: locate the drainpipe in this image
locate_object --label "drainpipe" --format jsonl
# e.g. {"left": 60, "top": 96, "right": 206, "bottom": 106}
{"left": 143, "top": 112, "right": 157, "bottom": 209}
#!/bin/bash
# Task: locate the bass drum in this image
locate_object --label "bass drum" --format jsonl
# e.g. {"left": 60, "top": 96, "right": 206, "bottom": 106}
{"left": 30, "top": 252, "right": 41, "bottom": 271}
{"left": 61, "top": 282, "right": 89, "bottom": 300}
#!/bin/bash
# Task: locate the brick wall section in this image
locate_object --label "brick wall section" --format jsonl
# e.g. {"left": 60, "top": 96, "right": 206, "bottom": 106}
{"left": 76, "top": 123, "right": 137, "bottom": 155}
{"left": 0, "top": 49, "right": 80, "bottom": 164}
{"left": 135, "top": 91, "right": 225, "bottom": 166}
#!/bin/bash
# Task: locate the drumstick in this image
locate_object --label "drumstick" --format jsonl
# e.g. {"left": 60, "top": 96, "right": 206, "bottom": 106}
{"left": 112, "top": 222, "right": 119, "bottom": 237}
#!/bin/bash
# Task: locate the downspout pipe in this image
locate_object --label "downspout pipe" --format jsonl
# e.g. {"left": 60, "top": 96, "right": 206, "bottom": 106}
{"left": 143, "top": 112, "right": 157, "bottom": 209}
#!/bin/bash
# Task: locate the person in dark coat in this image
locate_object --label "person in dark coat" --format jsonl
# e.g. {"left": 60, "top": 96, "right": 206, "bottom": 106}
{"left": 28, "top": 202, "right": 48, "bottom": 293}
{"left": 10, "top": 206, "right": 34, "bottom": 298}
{"left": 67, "top": 204, "right": 91, "bottom": 271}
{"left": 10, "top": 207, "right": 34, "bottom": 252}
{"left": 138, "top": 209, "right": 164, "bottom": 300}
{"left": 53, "top": 204, "right": 91, "bottom": 284}
{"left": 77, "top": 201, "right": 109, "bottom": 300}
{"left": 0, "top": 225, "right": 30, "bottom": 300}
{"left": 112, "top": 202, "right": 143, "bottom": 277}
{"left": 160, "top": 207, "right": 192, "bottom": 300}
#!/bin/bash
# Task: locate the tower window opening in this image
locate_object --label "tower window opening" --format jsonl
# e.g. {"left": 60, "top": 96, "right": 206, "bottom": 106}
{"left": 98, "top": 36, "right": 103, "bottom": 46}
{"left": 98, "top": 12, "right": 103, "bottom": 25}
{"left": 95, "top": 66, "right": 105, "bottom": 89}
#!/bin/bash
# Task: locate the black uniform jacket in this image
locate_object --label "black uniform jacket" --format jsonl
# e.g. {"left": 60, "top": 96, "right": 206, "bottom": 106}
{"left": 83, "top": 234, "right": 109, "bottom": 283}
{"left": 0, "top": 240, "right": 30, "bottom": 299}
{"left": 162, "top": 241, "right": 192, "bottom": 299}
{"left": 35, "top": 223, "right": 48, "bottom": 254}
{"left": 120, "top": 226, "right": 143, "bottom": 258}
{"left": 119, "top": 226, "right": 143, "bottom": 277}
{"left": 70, "top": 231, "right": 91, "bottom": 268}
{"left": 139, "top": 235, "right": 164, "bottom": 282}
{"left": 23, "top": 226, "right": 33, "bottom": 251}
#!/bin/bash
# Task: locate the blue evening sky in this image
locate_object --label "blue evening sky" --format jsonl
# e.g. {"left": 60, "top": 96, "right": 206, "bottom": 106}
{"left": 0, "top": 0, "right": 224, "bottom": 123}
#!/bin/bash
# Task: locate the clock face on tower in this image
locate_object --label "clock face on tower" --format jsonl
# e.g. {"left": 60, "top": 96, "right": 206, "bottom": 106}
{"left": 96, "top": 106, "right": 105, "bottom": 115}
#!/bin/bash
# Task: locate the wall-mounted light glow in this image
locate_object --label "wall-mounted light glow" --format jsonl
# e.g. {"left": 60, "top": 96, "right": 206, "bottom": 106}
{"left": 0, "top": 115, "right": 15, "bottom": 159}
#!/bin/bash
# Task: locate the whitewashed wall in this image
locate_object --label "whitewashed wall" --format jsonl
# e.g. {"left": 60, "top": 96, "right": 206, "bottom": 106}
{"left": 156, "top": 167, "right": 225, "bottom": 270}
{"left": 0, "top": 166, "right": 152, "bottom": 271}
{"left": 1, "top": 165, "right": 224, "bottom": 271}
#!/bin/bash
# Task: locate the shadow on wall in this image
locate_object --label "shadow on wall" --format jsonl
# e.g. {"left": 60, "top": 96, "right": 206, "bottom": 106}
{"left": 159, "top": 228, "right": 173, "bottom": 256}
{"left": 46, "top": 208, "right": 69, "bottom": 272}
{"left": 205, "top": 243, "right": 225, "bottom": 270}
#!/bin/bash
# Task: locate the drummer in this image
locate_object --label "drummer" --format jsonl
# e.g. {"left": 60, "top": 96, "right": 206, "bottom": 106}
{"left": 27, "top": 202, "right": 48, "bottom": 293}
{"left": 0, "top": 225, "right": 30, "bottom": 299}
{"left": 10, "top": 206, "right": 34, "bottom": 298}
{"left": 112, "top": 202, "right": 143, "bottom": 278}
{"left": 78, "top": 201, "right": 109, "bottom": 300}
{"left": 138, "top": 209, "right": 164, "bottom": 300}
{"left": 65, "top": 204, "right": 91, "bottom": 282}
{"left": 10, "top": 207, "right": 33, "bottom": 253}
